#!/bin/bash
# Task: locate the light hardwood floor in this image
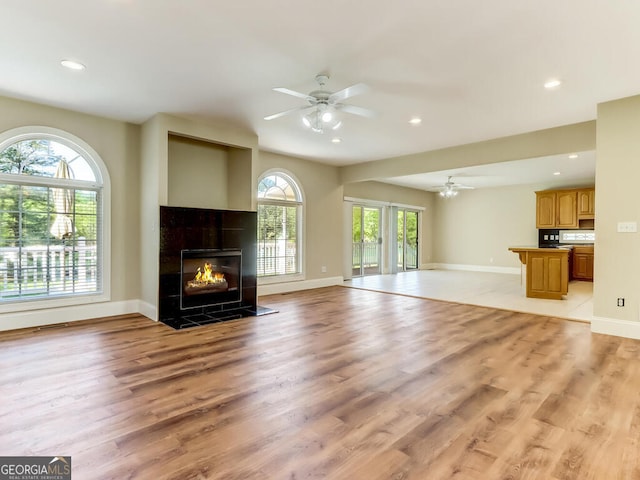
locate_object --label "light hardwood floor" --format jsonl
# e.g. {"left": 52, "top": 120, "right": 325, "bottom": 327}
{"left": 1, "top": 286, "right": 637, "bottom": 479}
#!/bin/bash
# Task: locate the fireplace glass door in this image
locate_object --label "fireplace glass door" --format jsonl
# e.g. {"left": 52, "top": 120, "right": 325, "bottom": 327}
{"left": 180, "top": 250, "right": 242, "bottom": 309}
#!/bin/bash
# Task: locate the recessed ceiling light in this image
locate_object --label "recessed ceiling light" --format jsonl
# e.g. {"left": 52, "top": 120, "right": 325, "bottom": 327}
{"left": 553, "top": 171, "right": 561, "bottom": 176}
{"left": 544, "top": 79, "right": 562, "bottom": 89}
{"left": 331, "top": 137, "right": 341, "bottom": 144}
{"left": 568, "top": 153, "right": 579, "bottom": 159}
{"left": 409, "top": 117, "right": 422, "bottom": 125}
{"left": 61, "top": 60, "right": 86, "bottom": 71}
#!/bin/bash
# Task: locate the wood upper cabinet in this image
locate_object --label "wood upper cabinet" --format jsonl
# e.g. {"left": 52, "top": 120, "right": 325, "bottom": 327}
{"left": 556, "top": 190, "right": 578, "bottom": 228}
{"left": 536, "top": 191, "right": 557, "bottom": 228}
{"left": 536, "top": 187, "right": 593, "bottom": 229}
{"left": 577, "top": 188, "right": 595, "bottom": 219}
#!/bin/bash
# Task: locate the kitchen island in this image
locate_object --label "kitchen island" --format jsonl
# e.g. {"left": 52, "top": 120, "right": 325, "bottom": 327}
{"left": 508, "top": 247, "right": 569, "bottom": 300}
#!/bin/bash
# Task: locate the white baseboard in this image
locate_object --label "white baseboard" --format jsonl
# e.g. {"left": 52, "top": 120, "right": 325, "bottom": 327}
{"left": 591, "top": 316, "right": 640, "bottom": 340}
{"left": 0, "top": 300, "right": 143, "bottom": 332}
{"left": 427, "top": 263, "right": 521, "bottom": 275}
{"left": 258, "top": 276, "right": 343, "bottom": 297}
{"left": 138, "top": 301, "right": 157, "bottom": 321}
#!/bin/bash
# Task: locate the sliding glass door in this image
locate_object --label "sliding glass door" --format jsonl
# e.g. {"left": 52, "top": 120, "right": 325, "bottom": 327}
{"left": 352, "top": 205, "right": 382, "bottom": 277}
{"left": 397, "top": 209, "right": 419, "bottom": 271}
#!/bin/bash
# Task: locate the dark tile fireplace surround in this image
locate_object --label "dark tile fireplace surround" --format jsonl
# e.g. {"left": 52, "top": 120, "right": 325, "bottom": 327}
{"left": 159, "top": 206, "right": 258, "bottom": 329}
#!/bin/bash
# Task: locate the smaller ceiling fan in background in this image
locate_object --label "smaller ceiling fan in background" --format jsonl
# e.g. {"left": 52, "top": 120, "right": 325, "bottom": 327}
{"left": 264, "top": 74, "right": 375, "bottom": 134}
{"left": 433, "top": 176, "right": 475, "bottom": 198}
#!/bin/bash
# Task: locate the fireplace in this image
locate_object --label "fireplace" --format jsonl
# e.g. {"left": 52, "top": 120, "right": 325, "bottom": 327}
{"left": 181, "top": 249, "right": 242, "bottom": 309}
{"left": 158, "top": 206, "right": 257, "bottom": 329}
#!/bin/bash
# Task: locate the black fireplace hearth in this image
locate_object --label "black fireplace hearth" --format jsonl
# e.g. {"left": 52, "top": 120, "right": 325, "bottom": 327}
{"left": 159, "top": 206, "right": 258, "bottom": 329}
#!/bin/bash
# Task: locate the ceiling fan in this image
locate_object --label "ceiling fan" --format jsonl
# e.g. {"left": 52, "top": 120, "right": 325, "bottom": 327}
{"left": 435, "top": 176, "right": 475, "bottom": 198}
{"left": 264, "top": 74, "right": 374, "bottom": 133}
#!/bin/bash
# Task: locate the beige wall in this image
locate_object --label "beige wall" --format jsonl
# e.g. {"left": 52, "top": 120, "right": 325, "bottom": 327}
{"left": 432, "top": 184, "right": 539, "bottom": 268}
{"left": 594, "top": 94, "right": 640, "bottom": 323}
{"left": 258, "top": 151, "right": 344, "bottom": 280}
{"left": 168, "top": 134, "right": 228, "bottom": 209}
{"left": 0, "top": 95, "right": 141, "bottom": 303}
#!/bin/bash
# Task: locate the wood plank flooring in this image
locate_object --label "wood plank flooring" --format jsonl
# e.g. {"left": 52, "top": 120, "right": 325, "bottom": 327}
{"left": 1, "top": 286, "right": 640, "bottom": 479}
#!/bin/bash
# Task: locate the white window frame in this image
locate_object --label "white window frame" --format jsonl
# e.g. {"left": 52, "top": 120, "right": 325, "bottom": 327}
{"left": 0, "top": 126, "right": 111, "bottom": 313}
{"left": 257, "top": 169, "right": 304, "bottom": 285}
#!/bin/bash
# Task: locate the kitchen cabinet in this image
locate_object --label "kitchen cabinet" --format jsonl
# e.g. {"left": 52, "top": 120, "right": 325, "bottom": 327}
{"left": 509, "top": 247, "right": 569, "bottom": 300}
{"left": 535, "top": 187, "right": 594, "bottom": 228}
{"left": 572, "top": 246, "right": 594, "bottom": 281}
{"left": 556, "top": 191, "right": 578, "bottom": 228}
{"left": 577, "top": 188, "right": 595, "bottom": 219}
{"left": 535, "top": 190, "right": 578, "bottom": 228}
{"left": 536, "top": 191, "right": 557, "bottom": 228}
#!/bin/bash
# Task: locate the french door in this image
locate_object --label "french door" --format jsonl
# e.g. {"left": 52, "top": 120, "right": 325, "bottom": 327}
{"left": 397, "top": 209, "right": 419, "bottom": 271}
{"left": 352, "top": 205, "right": 382, "bottom": 277}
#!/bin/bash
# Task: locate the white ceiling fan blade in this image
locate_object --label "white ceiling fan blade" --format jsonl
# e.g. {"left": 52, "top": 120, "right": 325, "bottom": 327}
{"left": 329, "top": 83, "right": 370, "bottom": 102}
{"left": 273, "top": 87, "right": 316, "bottom": 102}
{"left": 335, "top": 103, "right": 376, "bottom": 118}
{"left": 264, "top": 105, "right": 313, "bottom": 121}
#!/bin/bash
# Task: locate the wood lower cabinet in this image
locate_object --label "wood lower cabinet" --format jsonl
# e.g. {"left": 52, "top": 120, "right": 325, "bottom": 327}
{"left": 509, "top": 247, "right": 569, "bottom": 300}
{"left": 572, "top": 246, "right": 594, "bottom": 281}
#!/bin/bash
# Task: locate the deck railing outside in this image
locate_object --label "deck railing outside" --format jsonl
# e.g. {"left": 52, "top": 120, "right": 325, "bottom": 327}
{"left": 352, "top": 242, "right": 418, "bottom": 274}
{"left": 258, "top": 240, "right": 297, "bottom": 276}
{"left": 0, "top": 238, "right": 98, "bottom": 298}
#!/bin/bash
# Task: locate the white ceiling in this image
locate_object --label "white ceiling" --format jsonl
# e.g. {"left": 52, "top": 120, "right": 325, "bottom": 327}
{"left": 382, "top": 150, "right": 597, "bottom": 192}
{"left": 2, "top": 1, "right": 636, "bottom": 188}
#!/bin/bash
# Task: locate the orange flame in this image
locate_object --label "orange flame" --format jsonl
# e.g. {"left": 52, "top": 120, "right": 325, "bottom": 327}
{"left": 191, "top": 263, "right": 225, "bottom": 285}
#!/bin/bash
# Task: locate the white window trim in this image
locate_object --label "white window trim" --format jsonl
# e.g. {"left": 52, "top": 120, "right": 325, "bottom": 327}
{"left": 0, "top": 126, "right": 111, "bottom": 313}
{"left": 256, "top": 168, "right": 305, "bottom": 283}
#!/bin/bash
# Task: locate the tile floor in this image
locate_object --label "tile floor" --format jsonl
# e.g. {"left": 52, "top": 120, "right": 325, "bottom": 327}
{"left": 345, "top": 269, "right": 594, "bottom": 323}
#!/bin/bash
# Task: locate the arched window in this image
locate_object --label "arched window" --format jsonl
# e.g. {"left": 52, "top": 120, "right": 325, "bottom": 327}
{"left": 0, "top": 127, "right": 109, "bottom": 310}
{"left": 257, "top": 171, "right": 303, "bottom": 279}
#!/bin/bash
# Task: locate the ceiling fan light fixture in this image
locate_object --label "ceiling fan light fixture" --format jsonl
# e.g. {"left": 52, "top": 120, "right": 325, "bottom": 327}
{"left": 440, "top": 188, "right": 458, "bottom": 198}
{"left": 267, "top": 74, "right": 374, "bottom": 134}
{"left": 303, "top": 106, "right": 341, "bottom": 134}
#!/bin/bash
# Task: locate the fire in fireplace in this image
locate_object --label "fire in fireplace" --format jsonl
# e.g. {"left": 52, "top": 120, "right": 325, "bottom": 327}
{"left": 181, "top": 249, "right": 242, "bottom": 310}
{"left": 185, "top": 262, "right": 228, "bottom": 294}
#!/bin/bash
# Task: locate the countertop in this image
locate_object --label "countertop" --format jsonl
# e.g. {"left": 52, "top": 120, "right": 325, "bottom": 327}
{"left": 508, "top": 246, "right": 571, "bottom": 251}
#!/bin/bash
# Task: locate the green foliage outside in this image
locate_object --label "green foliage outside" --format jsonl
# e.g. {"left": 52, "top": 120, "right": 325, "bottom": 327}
{"left": 258, "top": 204, "right": 297, "bottom": 241}
{"left": 0, "top": 139, "right": 58, "bottom": 176}
{"left": 399, "top": 210, "right": 418, "bottom": 246}
{"left": 352, "top": 207, "right": 380, "bottom": 242}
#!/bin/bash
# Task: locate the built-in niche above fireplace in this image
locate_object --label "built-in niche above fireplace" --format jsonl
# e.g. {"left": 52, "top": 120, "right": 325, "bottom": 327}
{"left": 159, "top": 206, "right": 257, "bottom": 329}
